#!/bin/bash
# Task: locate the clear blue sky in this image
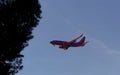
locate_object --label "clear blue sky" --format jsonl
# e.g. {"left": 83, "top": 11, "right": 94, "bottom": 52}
{"left": 17, "top": 0, "right": 120, "bottom": 75}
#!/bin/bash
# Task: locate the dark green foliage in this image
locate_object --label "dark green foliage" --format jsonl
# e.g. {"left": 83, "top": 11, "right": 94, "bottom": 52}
{"left": 0, "top": 0, "right": 42, "bottom": 75}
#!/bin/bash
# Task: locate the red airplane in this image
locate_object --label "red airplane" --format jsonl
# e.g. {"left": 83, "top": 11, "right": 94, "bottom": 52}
{"left": 50, "top": 34, "right": 88, "bottom": 50}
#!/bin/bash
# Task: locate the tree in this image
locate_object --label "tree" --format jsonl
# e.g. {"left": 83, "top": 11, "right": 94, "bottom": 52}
{"left": 0, "top": 0, "right": 42, "bottom": 75}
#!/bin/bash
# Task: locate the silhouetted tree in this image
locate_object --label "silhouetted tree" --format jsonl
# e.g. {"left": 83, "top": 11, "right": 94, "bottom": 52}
{"left": 0, "top": 0, "right": 42, "bottom": 75}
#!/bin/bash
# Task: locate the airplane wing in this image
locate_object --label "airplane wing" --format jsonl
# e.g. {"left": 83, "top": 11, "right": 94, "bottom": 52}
{"left": 68, "top": 34, "right": 83, "bottom": 44}
{"left": 71, "top": 36, "right": 85, "bottom": 47}
{"left": 50, "top": 40, "right": 68, "bottom": 46}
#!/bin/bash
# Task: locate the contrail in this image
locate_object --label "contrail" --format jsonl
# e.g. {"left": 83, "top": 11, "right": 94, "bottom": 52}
{"left": 88, "top": 36, "right": 120, "bottom": 56}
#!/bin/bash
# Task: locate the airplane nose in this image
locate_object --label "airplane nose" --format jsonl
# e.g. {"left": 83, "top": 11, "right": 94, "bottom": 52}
{"left": 50, "top": 41, "right": 54, "bottom": 44}
{"left": 50, "top": 41, "right": 53, "bottom": 44}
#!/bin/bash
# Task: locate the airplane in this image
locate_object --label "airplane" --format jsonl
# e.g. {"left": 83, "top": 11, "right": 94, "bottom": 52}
{"left": 50, "top": 34, "right": 88, "bottom": 50}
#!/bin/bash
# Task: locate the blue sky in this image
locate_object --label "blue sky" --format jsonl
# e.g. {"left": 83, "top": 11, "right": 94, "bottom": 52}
{"left": 17, "top": 0, "right": 120, "bottom": 75}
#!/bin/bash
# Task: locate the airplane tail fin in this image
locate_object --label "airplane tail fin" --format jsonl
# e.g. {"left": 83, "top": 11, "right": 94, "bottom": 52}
{"left": 81, "top": 41, "right": 89, "bottom": 47}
